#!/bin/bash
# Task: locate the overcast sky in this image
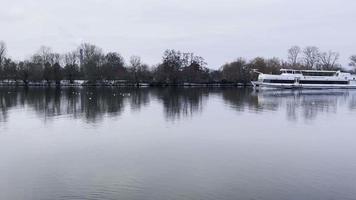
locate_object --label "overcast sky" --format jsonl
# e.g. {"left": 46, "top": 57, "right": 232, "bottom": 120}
{"left": 1, "top": 0, "right": 355, "bottom": 68}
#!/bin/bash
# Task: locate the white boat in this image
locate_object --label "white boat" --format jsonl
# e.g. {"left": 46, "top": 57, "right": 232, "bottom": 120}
{"left": 252, "top": 69, "right": 356, "bottom": 89}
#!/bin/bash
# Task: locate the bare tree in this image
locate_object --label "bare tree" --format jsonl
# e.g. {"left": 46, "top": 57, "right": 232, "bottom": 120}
{"left": 303, "top": 46, "right": 320, "bottom": 69}
{"left": 38, "top": 46, "right": 52, "bottom": 64}
{"left": 64, "top": 51, "right": 78, "bottom": 66}
{"left": 221, "top": 58, "right": 248, "bottom": 83}
{"left": 78, "top": 43, "right": 104, "bottom": 81}
{"left": 181, "top": 54, "right": 208, "bottom": 83}
{"left": 0, "top": 41, "right": 6, "bottom": 66}
{"left": 129, "top": 55, "right": 141, "bottom": 84}
{"left": 319, "top": 50, "right": 340, "bottom": 70}
{"left": 78, "top": 43, "right": 103, "bottom": 63}
{"left": 102, "top": 52, "right": 125, "bottom": 80}
{"left": 266, "top": 57, "right": 282, "bottom": 74}
{"left": 287, "top": 46, "right": 301, "bottom": 67}
{"left": 155, "top": 50, "right": 183, "bottom": 83}
{"left": 18, "top": 61, "right": 30, "bottom": 84}
{"left": 350, "top": 55, "right": 356, "bottom": 72}
{"left": 63, "top": 51, "right": 80, "bottom": 83}
{"left": 32, "top": 46, "right": 60, "bottom": 66}
{"left": 128, "top": 56, "right": 152, "bottom": 84}
{"left": 2, "top": 58, "right": 18, "bottom": 81}
{"left": 30, "top": 46, "right": 62, "bottom": 83}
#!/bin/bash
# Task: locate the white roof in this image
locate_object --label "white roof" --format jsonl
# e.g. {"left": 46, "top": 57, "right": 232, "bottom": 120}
{"left": 280, "top": 69, "right": 339, "bottom": 73}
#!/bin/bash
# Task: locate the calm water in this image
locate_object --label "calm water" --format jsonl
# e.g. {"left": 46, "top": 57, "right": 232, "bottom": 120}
{"left": 1, "top": 87, "right": 356, "bottom": 200}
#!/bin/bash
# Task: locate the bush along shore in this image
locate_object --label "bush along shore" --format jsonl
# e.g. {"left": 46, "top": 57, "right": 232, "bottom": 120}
{"left": 1, "top": 41, "right": 356, "bottom": 87}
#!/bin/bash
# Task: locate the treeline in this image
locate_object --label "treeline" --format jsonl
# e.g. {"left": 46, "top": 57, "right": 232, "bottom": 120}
{"left": 1, "top": 41, "right": 356, "bottom": 86}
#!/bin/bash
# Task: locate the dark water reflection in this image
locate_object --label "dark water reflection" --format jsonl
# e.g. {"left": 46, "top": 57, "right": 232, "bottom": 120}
{"left": 1, "top": 88, "right": 356, "bottom": 200}
{"left": 1, "top": 87, "right": 356, "bottom": 123}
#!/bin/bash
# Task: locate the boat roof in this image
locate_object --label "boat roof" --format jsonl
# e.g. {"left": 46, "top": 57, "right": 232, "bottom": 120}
{"left": 280, "top": 69, "right": 340, "bottom": 73}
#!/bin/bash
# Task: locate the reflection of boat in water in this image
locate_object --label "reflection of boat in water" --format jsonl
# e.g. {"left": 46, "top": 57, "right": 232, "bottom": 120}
{"left": 252, "top": 69, "right": 356, "bottom": 89}
{"left": 253, "top": 89, "right": 355, "bottom": 104}
{"left": 253, "top": 89, "right": 352, "bottom": 97}
{"left": 252, "top": 89, "right": 356, "bottom": 121}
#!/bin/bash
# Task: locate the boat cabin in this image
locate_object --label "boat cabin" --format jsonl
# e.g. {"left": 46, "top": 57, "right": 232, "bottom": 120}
{"left": 280, "top": 69, "right": 339, "bottom": 77}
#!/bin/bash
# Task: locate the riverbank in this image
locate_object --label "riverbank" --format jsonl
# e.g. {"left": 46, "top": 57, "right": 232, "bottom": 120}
{"left": 0, "top": 80, "right": 252, "bottom": 87}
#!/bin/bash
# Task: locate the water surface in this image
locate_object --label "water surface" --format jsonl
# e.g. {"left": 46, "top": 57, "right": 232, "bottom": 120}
{"left": 1, "top": 87, "right": 356, "bottom": 200}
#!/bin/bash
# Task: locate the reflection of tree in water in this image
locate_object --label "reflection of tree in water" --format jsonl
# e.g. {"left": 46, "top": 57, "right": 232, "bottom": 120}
{"left": 0, "top": 88, "right": 19, "bottom": 123}
{"left": 300, "top": 94, "right": 338, "bottom": 121}
{"left": 348, "top": 93, "right": 356, "bottom": 110}
{"left": 254, "top": 90, "right": 356, "bottom": 122}
{"left": 79, "top": 87, "right": 126, "bottom": 123}
{"left": 220, "top": 88, "right": 261, "bottom": 112}
{"left": 129, "top": 88, "right": 150, "bottom": 111}
{"left": 154, "top": 88, "right": 208, "bottom": 121}
{"left": 0, "top": 87, "right": 133, "bottom": 123}
{"left": 63, "top": 87, "right": 81, "bottom": 118}
{"left": 2, "top": 88, "right": 356, "bottom": 124}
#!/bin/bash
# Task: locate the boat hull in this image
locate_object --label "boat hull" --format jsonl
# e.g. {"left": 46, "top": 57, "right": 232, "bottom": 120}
{"left": 251, "top": 81, "right": 356, "bottom": 89}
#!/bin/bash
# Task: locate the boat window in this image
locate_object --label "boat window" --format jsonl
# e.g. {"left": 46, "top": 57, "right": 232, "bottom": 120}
{"left": 299, "top": 80, "right": 349, "bottom": 85}
{"left": 263, "top": 79, "right": 295, "bottom": 84}
{"left": 302, "top": 71, "right": 335, "bottom": 76}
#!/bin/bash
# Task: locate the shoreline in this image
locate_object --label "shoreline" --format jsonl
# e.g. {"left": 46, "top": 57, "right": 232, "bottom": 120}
{"left": 0, "top": 81, "right": 252, "bottom": 88}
